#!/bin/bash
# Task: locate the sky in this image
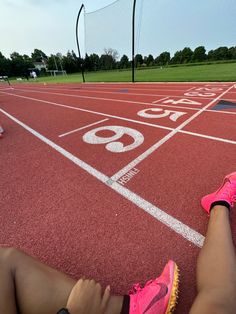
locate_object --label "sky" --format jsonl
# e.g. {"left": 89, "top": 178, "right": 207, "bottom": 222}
{"left": 0, "top": 0, "right": 235, "bottom": 59}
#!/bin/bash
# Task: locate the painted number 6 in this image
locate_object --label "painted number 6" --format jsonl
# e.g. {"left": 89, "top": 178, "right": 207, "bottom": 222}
{"left": 83, "top": 126, "right": 144, "bottom": 153}
{"left": 137, "top": 108, "right": 186, "bottom": 122}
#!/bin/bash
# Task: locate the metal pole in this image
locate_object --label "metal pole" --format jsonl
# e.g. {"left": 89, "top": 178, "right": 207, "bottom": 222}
{"left": 76, "top": 4, "right": 85, "bottom": 83}
{"left": 58, "top": 56, "right": 64, "bottom": 72}
{"left": 5, "top": 76, "right": 10, "bottom": 86}
{"left": 132, "top": 0, "right": 137, "bottom": 83}
{"left": 53, "top": 55, "right": 58, "bottom": 71}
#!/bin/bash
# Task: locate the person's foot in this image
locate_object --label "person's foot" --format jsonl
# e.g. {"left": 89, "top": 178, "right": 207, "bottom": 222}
{"left": 129, "top": 260, "right": 179, "bottom": 314}
{"left": 201, "top": 172, "right": 236, "bottom": 214}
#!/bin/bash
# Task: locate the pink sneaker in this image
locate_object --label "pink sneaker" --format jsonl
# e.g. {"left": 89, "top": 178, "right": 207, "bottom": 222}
{"left": 201, "top": 172, "right": 236, "bottom": 214}
{"left": 0, "top": 126, "right": 4, "bottom": 138}
{"left": 129, "top": 260, "right": 179, "bottom": 314}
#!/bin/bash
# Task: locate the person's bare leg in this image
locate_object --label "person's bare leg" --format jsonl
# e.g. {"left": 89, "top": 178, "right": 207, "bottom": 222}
{"left": 0, "top": 247, "right": 76, "bottom": 314}
{"left": 0, "top": 249, "right": 18, "bottom": 314}
{"left": 190, "top": 205, "right": 236, "bottom": 314}
{"left": 0, "top": 247, "right": 124, "bottom": 314}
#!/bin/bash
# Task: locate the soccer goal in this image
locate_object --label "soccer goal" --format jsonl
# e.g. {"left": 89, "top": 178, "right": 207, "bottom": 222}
{"left": 46, "top": 70, "right": 67, "bottom": 77}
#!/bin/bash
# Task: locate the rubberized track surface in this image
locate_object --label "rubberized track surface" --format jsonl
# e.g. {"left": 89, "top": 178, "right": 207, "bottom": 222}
{"left": 1, "top": 82, "right": 236, "bottom": 313}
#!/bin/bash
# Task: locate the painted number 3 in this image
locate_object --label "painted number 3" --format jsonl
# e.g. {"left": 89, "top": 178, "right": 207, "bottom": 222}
{"left": 83, "top": 126, "right": 144, "bottom": 153}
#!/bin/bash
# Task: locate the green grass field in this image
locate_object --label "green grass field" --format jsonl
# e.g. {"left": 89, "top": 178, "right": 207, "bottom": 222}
{"left": 11, "top": 62, "right": 236, "bottom": 84}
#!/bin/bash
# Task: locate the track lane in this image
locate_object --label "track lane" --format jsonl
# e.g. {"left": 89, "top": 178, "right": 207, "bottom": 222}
{"left": 1, "top": 82, "right": 235, "bottom": 314}
{"left": 0, "top": 88, "right": 203, "bottom": 129}
{"left": 1, "top": 110, "right": 200, "bottom": 314}
{"left": 121, "top": 133, "right": 236, "bottom": 236}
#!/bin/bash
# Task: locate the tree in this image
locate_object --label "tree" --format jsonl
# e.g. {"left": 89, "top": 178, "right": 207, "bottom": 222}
{"left": 213, "top": 47, "right": 229, "bottom": 60}
{"left": 135, "top": 54, "right": 143, "bottom": 67}
{"left": 89, "top": 53, "right": 100, "bottom": 71}
{"left": 10, "top": 52, "right": 34, "bottom": 76}
{"left": 31, "top": 49, "right": 47, "bottom": 62}
{"left": 99, "top": 48, "right": 118, "bottom": 70}
{"left": 99, "top": 54, "right": 114, "bottom": 70}
{"left": 192, "top": 46, "right": 207, "bottom": 62}
{"left": 208, "top": 47, "right": 230, "bottom": 61}
{"left": 47, "top": 54, "right": 60, "bottom": 70}
{"left": 207, "top": 49, "right": 217, "bottom": 61}
{"left": 71, "top": 50, "right": 81, "bottom": 72}
{"left": 119, "top": 55, "right": 129, "bottom": 68}
{"left": 228, "top": 46, "right": 236, "bottom": 60}
{"left": 0, "top": 52, "right": 11, "bottom": 76}
{"left": 170, "top": 50, "right": 183, "bottom": 64}
{"left": 84, "top": 54, "right": 93, "bottom": 71}
{"left": 61, "top": 51, "right": 77, "bottom": 73}
{"left": 156, "top": 52, "right": 170, "bottom": 65}
{"left": 181, "top": 47, "right": 193, "bottom": 63}
{"left": 146, "top": 54, "right": 154, "bottom": 66}
{"left": 104, "top": 48, "right": 119, "bottom": 62}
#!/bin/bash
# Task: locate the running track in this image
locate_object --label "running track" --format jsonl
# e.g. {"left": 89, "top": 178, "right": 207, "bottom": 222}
{"left": 1, "top": 82, "right": 236, "bottom": 313}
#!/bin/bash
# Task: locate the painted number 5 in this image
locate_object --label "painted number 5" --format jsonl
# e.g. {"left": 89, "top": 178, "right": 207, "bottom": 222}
{"left": 83, "top": 126, "right": 144, "bottom": 153}
{"left": 137, "top": 108, "right": 186, "bottom": 122}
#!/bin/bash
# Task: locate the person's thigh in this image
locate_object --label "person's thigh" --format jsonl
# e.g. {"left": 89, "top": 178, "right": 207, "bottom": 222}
{"left": 0, "top": 248, "right": 18, "bottom": 314}
{"left": 0, "top": 248, "right": 76, "bottom": 314}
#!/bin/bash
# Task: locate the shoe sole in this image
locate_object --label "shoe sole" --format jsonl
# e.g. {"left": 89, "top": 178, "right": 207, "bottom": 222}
{"left": 165, "top": 262, "right": 180, "bottom": 314}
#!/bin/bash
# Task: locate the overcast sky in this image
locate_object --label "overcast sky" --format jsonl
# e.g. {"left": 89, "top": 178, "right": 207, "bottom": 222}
{"left": 0, "top": 0, "right": 235, "bottom": 59}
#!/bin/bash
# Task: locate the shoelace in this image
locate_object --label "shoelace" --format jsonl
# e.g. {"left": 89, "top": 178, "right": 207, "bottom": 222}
{"left": 220, "top": 182, "right": 236, "bottom": 201}
{"left": 129, "top": 279, "right": 154, "bottom": 295}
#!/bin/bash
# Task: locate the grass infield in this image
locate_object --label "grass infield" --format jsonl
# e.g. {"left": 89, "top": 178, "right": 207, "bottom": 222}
{"left": 10, "top": 62, "right": 236, "bottom": 84}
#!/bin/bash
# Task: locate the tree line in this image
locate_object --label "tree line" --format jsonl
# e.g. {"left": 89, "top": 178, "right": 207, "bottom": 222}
{"left": 0, "top": 46, "right": 236, "bottom": 77}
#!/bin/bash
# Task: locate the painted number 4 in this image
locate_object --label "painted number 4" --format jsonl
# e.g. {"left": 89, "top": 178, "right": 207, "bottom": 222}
{"left": 83, "top": 126, "right": 144, "bottom": 153}
{"left": 137, "top": 108, "right": 186, "bottom": 122}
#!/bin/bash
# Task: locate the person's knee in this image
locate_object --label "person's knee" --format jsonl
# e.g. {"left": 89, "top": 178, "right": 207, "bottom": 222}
{"left": 205, "top": 303, "right": 235, "bottom": 314}
{"left": 191, "top": 290, "right": 236, "bottom": 314}
{"left": 0, "top": 247, "right": 22, "bottom": 265}
{"left": 191, "top": 300, "right": 232, "bottom": 314}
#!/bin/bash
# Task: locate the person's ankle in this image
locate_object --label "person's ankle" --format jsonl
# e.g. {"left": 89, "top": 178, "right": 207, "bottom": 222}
{"left": 210, "top": 200, "right": 231, "bottom": 212}
{"left": 210, "top": 205, "right": 229, "bottom": 216}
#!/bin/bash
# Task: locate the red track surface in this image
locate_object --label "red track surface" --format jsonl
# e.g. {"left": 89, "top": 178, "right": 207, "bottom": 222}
{"left": 1, "top": 82, "right": 236, "bottom": 313}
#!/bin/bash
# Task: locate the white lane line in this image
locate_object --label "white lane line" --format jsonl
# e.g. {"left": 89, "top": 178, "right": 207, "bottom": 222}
{"left": 111, "top": 85, "right": 235, "bottom": 181}
{"left": 11, "top": 86, "right": 236, "bottom": 103}
{"left": 0, "top": 91, "right": 173, "bottom": 132}
{"left": 222, "top": 98, "right": 236, "bottom": 102}
{"left": 205, "top": 108, "right": 236, "bottom": 115}
{"left": 1, "top": 91, "right": 236, "bottom": 145}
{"left": 152, "top": 97, "right": 169, "bottom": 104}
{"left": 59, "top": 118, "right": 109, "bottom": 138}
{"left": 0, "top": 88, "right": 14, "bottom": 91}
{"left": 15, "top": 88, "right": 206, "bottom": 111}
{"left": 179, "top": 130, "right": 236, "bottom": 145}
{"left": 186, "top": 86, "right": 196, "bottom": 92}
{"left": 11, "top": 88, "right": 236, "bottom": 114}
{"left": 14, "top": 87, "right": 217, "bottom": 102}
{"left": 15, "top": 85, "right": 201, "bottom": 93}
{"left": 0, "top": 107, "right": 205, "bottom": 248}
